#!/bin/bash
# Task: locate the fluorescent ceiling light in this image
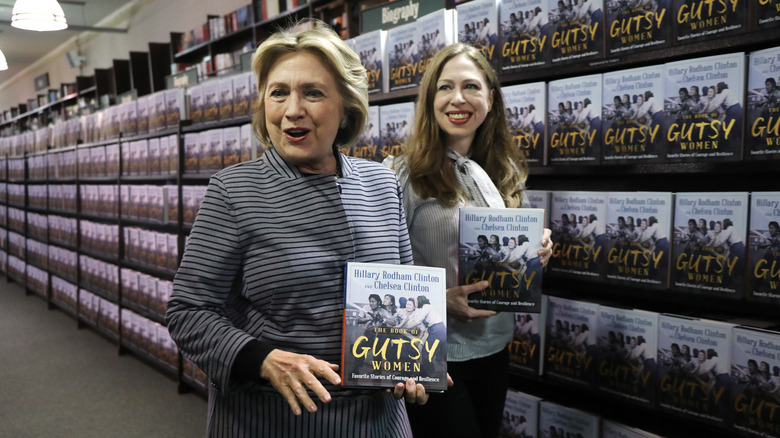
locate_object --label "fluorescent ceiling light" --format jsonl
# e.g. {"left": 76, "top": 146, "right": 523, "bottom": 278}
{"left": 11, "top": 0, "right": 68, "bottom": 32}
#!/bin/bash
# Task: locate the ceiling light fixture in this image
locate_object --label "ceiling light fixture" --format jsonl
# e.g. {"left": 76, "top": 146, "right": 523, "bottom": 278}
{"left": 0, "top": 48, "right": 8, "bottom": 70}
{"left": 11, "top": 0, "right": 68, "bottom": 32}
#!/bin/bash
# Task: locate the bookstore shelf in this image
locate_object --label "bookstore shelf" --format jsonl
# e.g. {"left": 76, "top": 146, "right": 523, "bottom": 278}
{"left": 79, "top": 281, "right": 118, "bottom": 304}
{"left": 118, "top": 340, "right": 179, "bottom": 381}
{"left": 181, "top": 116, "right": 251, "bottom": 133}
{"left": 119, "top": 260, "right": 175, "bottom": 282}
{"left": 50, "top": 297, "right": 78, "bottom": 318}
{"left": 122, "top": 300, "right": 165, "bottom": 326}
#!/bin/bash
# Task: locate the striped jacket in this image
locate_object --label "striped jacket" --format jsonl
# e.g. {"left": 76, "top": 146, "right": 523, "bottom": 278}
{"left": 167, "top": 147, "right": 414, "bottom": 437}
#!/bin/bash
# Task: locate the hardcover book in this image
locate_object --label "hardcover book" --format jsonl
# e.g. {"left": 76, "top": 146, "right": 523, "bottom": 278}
{"left": 602, "top": 66, "right": 666, "bottom": 163}
{"left": 499, "top": 0, "right": 550, "bottom": 71}
{"left": 503, "top": 82, "right": 547, "bottom": 165}
{"left": 350, "top": 105, "right": 380, "bottom": 160}
{"left": 379, "top": 102, "right": 415, "bottom": 162}
{"left": 341, "top": 262, "right": 447, "bottom": 392}
{"left": 548, "top": 191, "right": 609, "bottom": 280}
{"left": 604, "top": 191, "right": 673, "bottom": 289}
{"left": 151, "top": 91, "right": 167, "bottom": 132}
{"left": 189, "top": 83, "right": 204, "bottom": 124}
{"left": 184, "top": 134, "right": 199, "bottom": 173}
{"left": 148, "top": 137, "right": 161, "bottom": 175}
{"left": 524, "top": 189, "right": 550, "bottom": 213}
{"left": 232, "top": 71, "right": 252, "bottom": 118}
{"left": 671, "top": 192, "right": 749, "bottom": 297}
{"left": 137, "top": 95, "right": 149, "bottom": 134}
{"left": 352, "top": 29, "right": 386, "bottom": 94}
{"left": 222, "top": 126, "right": 241, "bottom": 167}
{"left": 218, "top": 76, "right": 234, "bottom": 120}
{"left": 730, "top": 326, "right": 780, "bottom": 438}
{"left": 165, "top": 87, "right": 187, "bottom": 127}
{"left": 748, "top": 191, "right": 780, "bottom": 304}
{"left": 746, "top": 46, "right": 780, "bottom": 160}
{"left": 416, "top": 8, "right": 456, "bottom": 78}
{"left": 664, "top": 52, "right": 746, "bottom": 162}
{"left": 595, "top": 305, "right": 659, "bottom": 406}
{"left": 509, "top": 309, "right": 544, "bottom": 376}
{"left": 501, "top": 389, "right": 541, "bottom": 438}
{"left": 544, "top": 296, "right": 600, "bottom": 389}
{"left": 547, "top": 0, "right": 604, "bottom": 64}
{"left": 548, "top": 74, "right": 603, "bottom": 165}
{"left": 602, "top": 420, "right": 663, "bottom": 438}
{"left": 673, "top": 0, "right": 747, "bottom": 43}
{"left": 458, "top": 206, "right": 545, "bottom": 311}
{"left": 539, "top": 400, "right": 601, "bottom": 438}
{"left": 457, "top": 0, "right": 500, "bottom": 69}
{"left": 202, "top": 80, "right": 220, "bottom": 123}
{"left": 605, "top": 0, "right": 670, "bottom": 56}
{"left": 656, "top": 314, "right": 734, "bottom": 426}
{"left": 385, "top": 20, "right": 419, "bottom": 92}
{"left": 755, "top": 0, "right": 780, "bottom": 29}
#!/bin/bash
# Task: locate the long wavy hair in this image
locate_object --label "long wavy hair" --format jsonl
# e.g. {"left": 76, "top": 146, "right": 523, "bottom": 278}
{"left": 398, "top": 43, "right": 528, "bottom": 208}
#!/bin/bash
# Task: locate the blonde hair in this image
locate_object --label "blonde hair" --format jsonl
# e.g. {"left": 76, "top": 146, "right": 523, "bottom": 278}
{"left": 400, "top": 43, "right": 528, "bottom": 208}
{"left": 251, "top": 19, "right": 368, "bottom": 149}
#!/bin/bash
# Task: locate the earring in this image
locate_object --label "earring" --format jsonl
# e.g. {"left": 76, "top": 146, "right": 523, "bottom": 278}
{"left": 339, "top": 119, "right": 347, "bottom": 129}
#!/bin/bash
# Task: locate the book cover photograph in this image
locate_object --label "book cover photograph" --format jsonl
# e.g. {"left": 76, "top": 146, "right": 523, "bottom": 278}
{"left": 730, "top": 326, "right": 780, "bottom": 438}
{"left": 604, "top": 191, "right": 672, "bottom": 289}
{"left": 671, "top": 192, "right": 749, "bottom": 297}
{"left": 457, "top": 0, "right": 500, "bottom": 69}
{"left": 544, "top": 296, "right": 600, "bottom": 388}
{"left": 500, "top": 389, "right": 541, "bottom": 438}
{"left": 746, "top": 46, "right": 780, "bottom": 160}
{"left": 341, "top": 262, "right": 447, "bottom": 392}
{"left": 547, "top": 0, "right": 604, "bottom": 64}
{"left": 748, "top": 191, "right": 780, "bottom": 305}
{"left": 417, "top": 9, "right": 456, "bottom": 78}
{"left": 350, "top": 105, "right": 380, "bottom": 161}
{"left": 548, "top": 74, "right": 603, "bottom": 165}
{"left": 539, "top": 400, "right": 601, "bottom": 438}
{"left": 595, "top": 305, "right": 659, "bottom": 406}
{"left": 503, "top": 82, "right": 547, "bottom": 166}
{"left": 524, "top": 189, "right": 550, "bottom": 213}
{"left": 499, "top": 0, "right": 550, "bottom": 71}
{"left": 509, "top": 311, "right": 543, "bottom": 376}
{"left": 602, "top": 66, "right": 666, "bottom": 163}
{"left": 458, "top": 207, "right": 545, "bottom": 312}
{"left": 353, "top": 29, "right": 386, "bottom": 94}
{"left": 379, "top": 102, "right": 415, "bottom": 162}
{"left": 549, "top": 191, "right": 608, "bottom": 280}
{"left": 754, "top": 0, "right": 780, "bottom": 29}
{"left": 673, "top": 0, "right": 747, "bottom": 43}
{"left": 663, "top": 52, "right": 746, "bottom": 162}
{"left": 385, "top": 21, "right": 419, "bottom": 92}
{"left": 605, "top": 0, "right": 670, "bottom": 56}
{"left": 656, "top": 315, "right": 733, "bottom": 426}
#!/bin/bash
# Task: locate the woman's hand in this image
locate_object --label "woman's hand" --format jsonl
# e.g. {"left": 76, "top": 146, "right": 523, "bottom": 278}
{"left": 446, "top": 281, "right": 496, "bottom": 323}
{"left": 390, "top": 378, "right": 428, "bottom": 405}
{"left": 260, "top": 349, "right": 341, "bottom": 415}
{"left": 538, "top": 227, "right": 554, "bottom": 267}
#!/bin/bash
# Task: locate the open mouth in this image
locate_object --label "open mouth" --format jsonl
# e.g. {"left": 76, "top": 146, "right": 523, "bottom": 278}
{"left": 447, "top": 112, "right": 472, "bottom": 124}
{"left": 284, "top": 128, "right": 310, "bottom": 140}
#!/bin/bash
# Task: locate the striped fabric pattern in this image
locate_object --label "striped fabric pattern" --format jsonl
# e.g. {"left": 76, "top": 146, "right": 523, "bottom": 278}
{"left": 167, "top": 147, "right": 413, "bottom": 437}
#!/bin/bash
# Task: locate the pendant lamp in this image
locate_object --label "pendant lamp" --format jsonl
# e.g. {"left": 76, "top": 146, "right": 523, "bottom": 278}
{"left": 11, "top": 0, "right": 68, "bottom": 32}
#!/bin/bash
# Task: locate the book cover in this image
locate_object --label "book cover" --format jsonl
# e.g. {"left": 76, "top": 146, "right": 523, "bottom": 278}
{"left": 656, "top": 314, "right": 734, "bottom": 426}
{"left": 604, "top": 191, "right": 673, "bottom": 288}
{"left": 457, "top": 0, "right": 500, "bottom": 69}
{"left": 544, "top": 296, "right": 600, "bottom": 389}
{"left": 167, "top": 134, "right": 179, "bottom": 174}
{"left": 417, "top": 8, "right": 456, "bottom": 79}
{"left": 595, "top": 305, "right": 659, "bottom": 406}
{"left": 602, "top": 420, "right": 663, "bottom": 438}
{"left": 547, "top": 0, "right": 605, "bottom": 64}
{"left": 664, "top": 52, "right": 746, "bottom": 162}
{"left": 548, "top": 74, "right": 603, "bottom": 165}
{"left": 352, "top": 29, "right": 386, "bottom": 94}
{"left": 746, "top": 46, "right": 780, "bottom": 160}
{"left": 341, "top": 262, "right": 448, "bottom": 392}
{"left": 524, "top": 189, "right": 550, "bottom": 213}
{"left": 232, "top": 71, "right": 252, "bottom": 118}
{"left": 167, "top": 233, "right": 178, "bottom": 273}
{"left": 673, "top": 0, "right": 747, "bottom": 43}
{"left": 239, "top": 123, "right": 254, "bottom": 162}
{"left": 730, "top": 326, "right": 780, "bottom": 438}
{"left": 165, "top": 87, "right": 187, "bottom": 127}
{"left": 184, "top": 133, "right": 199, "bottom": 173}
{"left": 602, "top": 65, "right": 666, "bottom": 163}
{"left": 159, "top": 135, "right": 170, "bottom": 175}
{"left": 206, "top": 129, "right": 224, "bottom": 171}
{"left": 202, "top": 80, "right": 220, "bottom": 123}
{"left": 222, "top": 126, "right": 241, "bottom": 167}
{"left": 754, "top": 0, "right": 780, "bottom": 29}
{"left": 748, "top": 191, "right": 780, "bottom": 305}
{"left": 459, "top": 206, "right": 545, "bottom": 311}
{"left": 349, "top": 105, "right": 380, "bottom": 160}
{"left": 671, "top": 192, "right": 749, "bottom": 297}
{"left": 605, "top": 0, "right": 670, "bottom": 56}
{"left": 151, "top": 91, "right": 167, "bottom": 132}
{"left": 509, "top": 310, "right": 544, "bottom": 376}
{"left": 499, "top": 0, "right": 551, "bottom": 71}
{"left": 218, "top": 76, "right": 234, "bottom": 120}
{"left": 385, "top": 20, "right": 419, "bottom": 92}
{"left": 379, "top": 102, "right": 415, "bottom": 162}
{"left": 539, "top": 400, "right": 601, "bottom": 438}
{"left": 148, "top": 137, "right": 161, "bottom": 175}
{"left": 503, "top": 82, "right": 547, "bottom": 166}
{"left": 189, "top": 83, "right": 204, "bottom": 124}
{"left": 501, "top": 388, "right": 541, "bottom": 438}
{"left": 549, "top": 191, "right": 609, "bottom": 280}
{"left": 137, "top": 95, "right": 149, "bottom": 134}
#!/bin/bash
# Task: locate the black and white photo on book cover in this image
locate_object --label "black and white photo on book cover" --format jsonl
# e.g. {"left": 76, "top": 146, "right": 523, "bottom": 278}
{"left": 499, "top": 0, "right": 551, "bottom": 71}
{"left": 605, "top": 0, "right": 670, "bottom": 56}
{"left": 547, "top": 0, "right": 604, "bottom": 64}
{"left": 459, "top": 207, "right": 546, "bottom": 312}
{"left": 503, "top": 82, "right": 547, "bottom": 166}
{"left": 746, "top": 46, "right": 780, "bottom": 160}
{"left": 730, "top": 326, "right": 780, "bottom": 437}
{"left": 748, "top": 191, "right": 780, "bottom": 305}
{"left": 457, "top": 0, "right": 500, "bottom": 68}
{"left": 548, "top": 75, "right": 603, "bottom": 165}
{"left": 341, "top": 262, "right": 448, "bottom": 392}
{"left": 544, "top": 296, "right": 600, "bottom": 389}
{"left": 549, "top": 191, "right": 608, "bottom": 280}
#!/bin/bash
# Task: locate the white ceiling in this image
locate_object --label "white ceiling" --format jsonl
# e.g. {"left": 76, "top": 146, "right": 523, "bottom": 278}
{"left": 0, "top": 0, "right": 130, "bottom": 85}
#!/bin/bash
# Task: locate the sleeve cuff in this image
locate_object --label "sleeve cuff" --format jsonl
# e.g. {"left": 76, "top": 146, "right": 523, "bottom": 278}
{"left": 231, "top": 339, "right": 276, "bottom": 381}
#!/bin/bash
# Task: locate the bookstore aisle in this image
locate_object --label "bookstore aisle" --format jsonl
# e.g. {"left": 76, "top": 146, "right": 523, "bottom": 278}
{"left": 0, "top": 281, "right": 206, "bottom": 438}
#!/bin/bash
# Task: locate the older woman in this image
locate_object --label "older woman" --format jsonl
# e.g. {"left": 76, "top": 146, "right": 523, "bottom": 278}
{"left": 166, "top": 20, "right": 426, "bottom": 437}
